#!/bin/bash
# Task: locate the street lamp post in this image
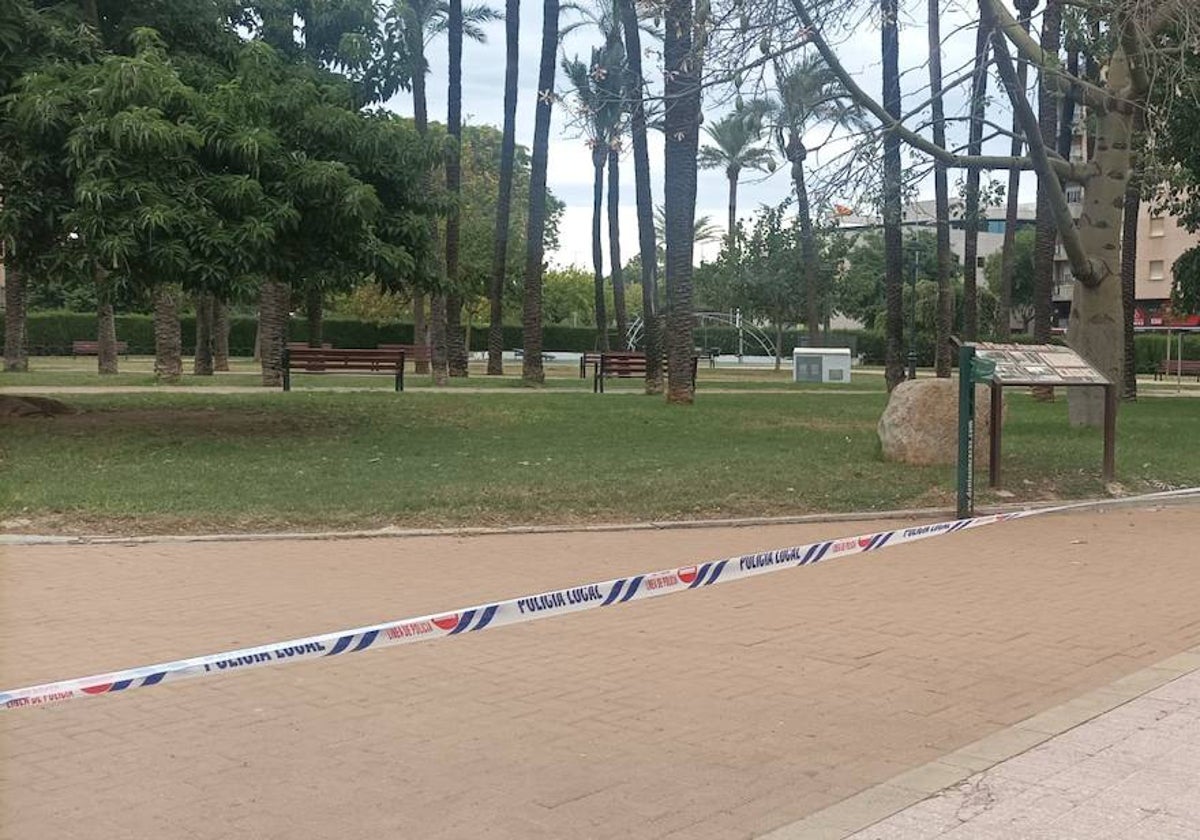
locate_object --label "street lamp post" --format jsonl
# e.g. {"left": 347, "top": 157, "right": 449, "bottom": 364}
{"left": 907, "top": 248, "right": 919, "bottom": 380}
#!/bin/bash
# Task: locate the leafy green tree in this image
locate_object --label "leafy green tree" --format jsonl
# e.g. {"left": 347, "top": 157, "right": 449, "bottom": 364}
{"left": 985, "top": 229, "right": 1036, "bottom": 334}
{"left": 1172, "top": 248, "right": 1200, "bottom": 317}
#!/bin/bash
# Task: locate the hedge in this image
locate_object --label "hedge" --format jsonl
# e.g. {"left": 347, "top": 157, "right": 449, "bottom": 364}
{"left": 5, "top": 311, "right": 1198, "bottom": 373}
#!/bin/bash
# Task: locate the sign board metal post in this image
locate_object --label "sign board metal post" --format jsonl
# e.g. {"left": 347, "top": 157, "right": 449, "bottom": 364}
{"left": 956, "top": 344, "right": 976, "bottom": 519}
{"left": 989, "top": 380, "right": 1003, "bottom": 488}
{"left": 1103, "top": 384, "right": 1117, "bottom": 481}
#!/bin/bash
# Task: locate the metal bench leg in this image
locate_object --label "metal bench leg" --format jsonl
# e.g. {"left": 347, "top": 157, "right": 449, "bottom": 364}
{"left": 282, "top": 349, "right": 291, "bottom": 392}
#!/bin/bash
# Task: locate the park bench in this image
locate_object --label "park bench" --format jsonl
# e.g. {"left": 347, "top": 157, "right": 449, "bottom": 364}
{"left": 1155, "top": 359, "right": 1200, "bottom": 381}
{"left": 579, "top": 350, "right": 641, "bottom": 378}
{"left": 281, "top": 347, "right": 405, "bottom": 391}
{"left": 593, "top": 352, "right": 698, "bottom": 393}
{"left": 377, "top": 344, "right": 432, "bottom": 371}
{"left": 72, "top": 339, "right": 128, "bottom": 356}
{"left": 287, "top": 342, "right": 332, "bottom": 351}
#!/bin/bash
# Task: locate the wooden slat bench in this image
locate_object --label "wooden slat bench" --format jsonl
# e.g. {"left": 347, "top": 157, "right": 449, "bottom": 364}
{"left": 378, "top": 344, "right": 432, "bottom": 372}
{"left": 1155, "top": 359, "right": 1200, "bottom": 381}
{"left": 72, "top": 340, "right": 129, "bottom": 356}
{"left": 593, "top": 352, "right": 697, "bottom": 393}
{"left": 282, "top": 347, "right": 405, "bottom": 391}
{"left": 580, "top": 350, "right": 644, "bottom": 378}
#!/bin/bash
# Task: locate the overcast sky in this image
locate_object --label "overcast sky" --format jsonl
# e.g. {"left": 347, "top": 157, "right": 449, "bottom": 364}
{"left": 383, "top": 0, "right": 1035, "bottom": 268}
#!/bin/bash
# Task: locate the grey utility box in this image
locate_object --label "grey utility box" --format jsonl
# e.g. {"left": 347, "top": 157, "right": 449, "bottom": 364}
{"left": 793, "top": 347, "right": 852, "bottom": 383}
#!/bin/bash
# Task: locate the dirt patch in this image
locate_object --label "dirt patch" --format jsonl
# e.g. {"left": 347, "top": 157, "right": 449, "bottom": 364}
{"left": 0, "top": 395, "right": 75, "bottom": 417}
{"left": 29, "top": 407, "right": 336, "bottom": 436}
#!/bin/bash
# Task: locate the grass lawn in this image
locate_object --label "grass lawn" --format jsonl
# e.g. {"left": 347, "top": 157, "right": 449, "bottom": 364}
{"left": 2, "top": 386, "right": 1196, "bottom": 535}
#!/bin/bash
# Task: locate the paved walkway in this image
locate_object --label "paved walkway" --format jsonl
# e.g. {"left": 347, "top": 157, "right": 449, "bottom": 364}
{"left": 2, "top": 504, "right": 1198, "bottom": 839}
{"left": 843, "top": 662, "right": 1200, "bottom": 839}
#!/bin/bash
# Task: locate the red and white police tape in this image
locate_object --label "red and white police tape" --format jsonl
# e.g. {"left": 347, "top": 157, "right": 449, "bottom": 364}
{"left": 4, "top": 488, "right": 1198, "bottom": 711}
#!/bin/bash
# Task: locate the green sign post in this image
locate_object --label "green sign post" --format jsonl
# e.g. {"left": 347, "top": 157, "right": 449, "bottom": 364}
{"left": 956, "top": 345, "right": 995, "bottom": 518}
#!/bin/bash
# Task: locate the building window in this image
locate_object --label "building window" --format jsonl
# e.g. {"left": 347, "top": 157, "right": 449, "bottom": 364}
{"left": 976, "top": 256, "right": 986, "bottom": 269}
{"left": 1149, "top": 260, "right": 1165, "bottom": 281}
{"left": 1149, "top": 216, "right": 1165, "bottom": 238}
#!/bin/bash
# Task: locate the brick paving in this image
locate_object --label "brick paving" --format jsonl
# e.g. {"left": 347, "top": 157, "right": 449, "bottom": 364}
{"left": 2, "top": 504, "right": 1199, "bottom": 839}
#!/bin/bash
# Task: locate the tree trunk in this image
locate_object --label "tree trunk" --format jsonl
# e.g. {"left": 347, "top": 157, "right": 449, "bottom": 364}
{"left": 304, "top": 285, "right": 323, "bottom": 347}
{"left": 412, "top": 294, "right": 430, "bottom": 373}
{"left": 194, "top": 291, "right": 214, "bottom": 375}
{"left": 3, "top": 262, "right": 28, "bottom": 372}
{"left": 591, "top": 150, "right": 609, "bottom": 351}
{"left": 96, "top": 266, "right": 118, "bottom": 375}
{"left": 774, "top": 321, "right": 783, "bottom": 371}
{"left": 258, "top": 279, "right": 289, "bottom": 387}
{"left": 1118, "top": 163, "right": 1137, "bottom": 403}
{"left": 446, "top": 0, "right": 467, "bottom": 378}
{"left": 928, "top": 0, "right": 952, "bottom": 376}
{"left": 487, "top": 0, "right": 520, "bottom": 376}
{"left": 214, "top": 297, "right": 230, "bottom": 371}
{"left": 153, "top": 285, "right": 182, "bottom": 382}
{"left": 662, "top": 0, "right": 701, "bottom": 404}
{"left": 608, "top": 147, "right": 628, "bottom": 349}
{"left": 618, "top": 0, "right": 662, "bottom": 394}
{"left": 996, "top": 2, "right": 1037, "bottom": 340}
{"left": 726, "top": 168, "right": 739, "bottom": 251}
{"left": 447, "top": 293, "right": 469, "bottom": 376}
{"left": 430, "top": 293, "right": 449, "bottom": 384}
{"left": 1031, "top": 0, "right": 1062, "bottom": 401}
{"left": 1065, "top": 46, "right": 1134, "bottom": 427}
{"left": 521, "top": 0, "right": 560, "bottom": 386}
{"left": 962, "top": 23, "right": 990, "bottom": 342}
{"left": 790, "top": 140, "right": 820, "bottom": 348}
{"left": 881, "top": 0, "right": 904, "bottom": 391}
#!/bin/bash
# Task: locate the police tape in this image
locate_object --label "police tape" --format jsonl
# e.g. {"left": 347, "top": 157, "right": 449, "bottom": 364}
{"left": 4, "top": 488, "right": 1198, "bottom": 711}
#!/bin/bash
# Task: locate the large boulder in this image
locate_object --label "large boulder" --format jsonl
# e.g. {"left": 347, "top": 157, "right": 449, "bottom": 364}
{"left": 878, "top": 378, "right": 1003, "bottom": 466}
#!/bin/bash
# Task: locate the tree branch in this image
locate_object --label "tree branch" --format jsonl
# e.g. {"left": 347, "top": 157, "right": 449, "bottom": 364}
{"left": 978, "top": 0, "right": 1133, "bottom": 115}
{"left": 788, "top": 0, "right": 1088, "bottom": 182}
{"left": 988, "top": 19, "right": 1098, "bottom": 288}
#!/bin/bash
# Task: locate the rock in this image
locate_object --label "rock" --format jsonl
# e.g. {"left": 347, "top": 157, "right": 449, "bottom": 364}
{"left": 878, "top": 378, "right": 1003, "bottom": 466}
{"left": 0, "top": 395, "right": 75, "bottom": 417}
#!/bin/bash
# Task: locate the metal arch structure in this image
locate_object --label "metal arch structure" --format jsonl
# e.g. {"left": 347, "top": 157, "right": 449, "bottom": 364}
{"left": 624, "top": 311, "right": 777, "bottom": 358}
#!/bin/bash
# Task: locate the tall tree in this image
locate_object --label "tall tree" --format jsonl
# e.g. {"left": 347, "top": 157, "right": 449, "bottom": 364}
{"left": 995, "top": 0, "right": 1038, "bottom": 339}
{"left": 1031, "top": 0, "right": 1062, "bottom": 400}
{"left": 522, "top": 0, "right": 561, "bottom": 384}
{"left": 608, "top": 144, "right": 628, "bottom": 347}
{"left": 927, "top": 0, "right": 952, "bottom": 376}
{"left": 617, "top": 0, "right": 662, "bottom": 392}
{"left": 698, "top": 101, "right": 774, "bottom": 251}
{"left": 961, "top": 23, "right": 990, "bottom": 341}
{"left": 445, "top": 0, "right": 467, "bottom": 376}
{"left": 880, "top": 0, "right": 904, "bottom": 390}
{"left": 771, "top": 54, "right": 863, "bottom": 349}
{"left": 662, "top": 0, "right": 703, "bottom": 402}
{"left": 486, "top": 0, "right": 520, "bottom": 375}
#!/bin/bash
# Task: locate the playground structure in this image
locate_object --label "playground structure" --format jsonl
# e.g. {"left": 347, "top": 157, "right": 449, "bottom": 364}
{"left": 624, "top": 311, "right": 777, "bottom": 359}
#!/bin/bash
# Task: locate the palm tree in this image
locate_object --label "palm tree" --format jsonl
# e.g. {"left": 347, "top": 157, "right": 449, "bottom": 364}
{"left": 392, "top": 0, "right": 499, "bottom": 379}
{"left": 616, "top": 0, "right": 661, "bottom": 392}
{"left": 770, "top": 53, "right": 865, "bottom": 348}
{"left": 487, "top": 0, "right": 520, "bottom": 375}
{"left": 880, "top": 0, "right": 904, "bottom": 391}
{"left": 522, "top": 0, "right": 561, "bottom": 385}
{"left": 562, "top": 40, "right": 624, "bottom": 351}
{"left": 961, "top": 23, "right": 990, "bottom": 342}
{"left": 927, "top": 0, "right": 952, "bottom": 376}
{"left": 446, "top": 0, "right": 467, "bottom": 376}
{"left": 697, "top": 101, "right": 774, "bottom": 250}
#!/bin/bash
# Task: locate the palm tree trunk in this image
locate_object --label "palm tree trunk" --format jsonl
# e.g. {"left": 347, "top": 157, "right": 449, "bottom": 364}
{"left": 522, "top": 0, "right": 560, "bottom": 385}
{"left": 608, "top": 147, "right": 627, "bottom": 349}
{"left": 791, "top": 143, "right": 820, "bottom": 349}
{"left": 996, "top": 2, "right": 1037, "bottom": 340}
{"left": 214, "top": 297, "right": 230, "bottom": 371}
{"left": 726, "top": 169, "right": 738, "bottom": 251}
{"left": 446, "top": 0, "right": 468, "bottom": 378}
{"left": 153, "top": 285, "right": 182, "bottom": 382}
{"left": 1031, "top": 0, "right": 1062, "bottom": 401}
{"left": 304, "top": 285, "right": 323, "bottom": 348}
{"left": 881, "top": 0, "right": 904, "bottom": 391}
{"left": 3, "top": 262, "right": 28, "bottom": 372}
{"left": 591, "top": 150, "right": 609, "bottom": 351}
{"left": 488, "top": 0, "right": 520, "bottom": 376}
{"left": 662, "top": 0, "right": 701, "bottom": 404}
{"left": 412, "top": 294, "right": 429, "bottom": 373}
{"left": 447, "top": 293, "right": 469, "bottom": 376}
{"left": 1120, "top": 112, "right": 1144, "bottom": 402}
{"left": 928, "top": 0, "right": 952, "bottom": 376}
{"left": 430, "top": 293, "right": 449, "bottom": 384}
{"left": 194, "top": 291, "right": 214, "bottom": 375}
{"left": 258, "top": 278, "right": 289, "bottom": 387}
{"left": 618, "top": 0, "right": 661, "bottom": 394}
{"left": 962, "top": 24, "right": 990, "bottom": 342}
{"left": 96, "top": 265, "right": 118, "bottom": 375}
